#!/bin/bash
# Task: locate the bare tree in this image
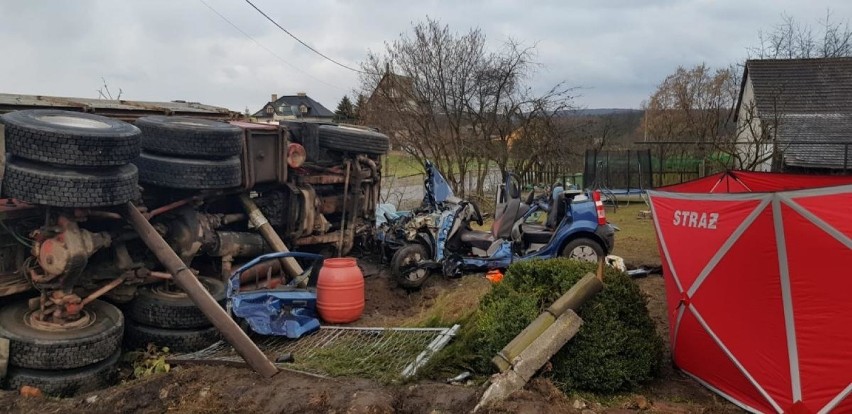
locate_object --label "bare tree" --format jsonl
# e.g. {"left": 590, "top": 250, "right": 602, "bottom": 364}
{"left": 97, "top": 77, "right": 122, "bottom": 100}
{"left": 359, "top": 18, "right": 574, "bottom": 198}
{"left": 750, "top": 10, "right": 852, "bottom": 59}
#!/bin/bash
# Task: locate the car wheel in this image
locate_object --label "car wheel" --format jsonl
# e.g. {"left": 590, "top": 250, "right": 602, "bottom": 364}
{"left": 135, "top": 116, "right": 243, "bottom": 159}
{"left": 0, "top": 300, "right": 124, "bottom": 370}
{"left": 391, "top": 244, "right": 430, "bottom": 290}
{"left": 560, "top": 238, "right": 605, "bottom": 263}
{"left": 1, "top": 109, "right": 141, "bottom": 167}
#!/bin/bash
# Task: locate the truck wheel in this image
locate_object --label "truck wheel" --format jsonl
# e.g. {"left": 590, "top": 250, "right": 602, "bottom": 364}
{"left": 124, "top": 319, "right": 220, "bottom": 353}
{"left": 318, "top": 125, "right": 389, "bottom": 155}
{"left": 391, "top": 244, "right": 431, "bottom": 290}
{"left": 0, "top": 300, "right": 124, "bottom": 370}
{"left": 560, "top": 238, "right": 605, "bottom": 263}
{"left": 2, "top": 157, "right": 139, "bottom": 207}
{"left": 1, "top": 109, "right": 141, "bottom": 166}
{"left": 135, "top": 116, "right": 243, "bottom": 159}
{"left": 4, "top": 350, "right": 120, "bottom": 397}
{"left": 125, "top": 277, "right": 225, "bottom": 329}
{"left": 133, "top": 152, "right": 241, "bottom": 189}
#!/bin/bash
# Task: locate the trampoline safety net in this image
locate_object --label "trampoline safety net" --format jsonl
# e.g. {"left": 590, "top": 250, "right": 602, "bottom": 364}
{"left": 584, "top": 149, "right": 653, "bottom": 191}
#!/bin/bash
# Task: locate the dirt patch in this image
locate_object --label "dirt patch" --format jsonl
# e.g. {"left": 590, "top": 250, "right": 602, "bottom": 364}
{"left": 0, "top": 365, "right": 482, "bottom": 414}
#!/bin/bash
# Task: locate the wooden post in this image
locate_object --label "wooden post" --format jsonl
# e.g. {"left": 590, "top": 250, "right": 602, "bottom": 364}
{"left": 475, "top": 311, "right": 583, "bottom": 411}
{"left": 491, "top": 273, "right": 602, "bottom": 372}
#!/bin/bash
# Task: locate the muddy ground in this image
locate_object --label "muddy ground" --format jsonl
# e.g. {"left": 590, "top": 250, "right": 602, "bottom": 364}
{"left": 0, "top": 206, "right": 743, "bottom": 413}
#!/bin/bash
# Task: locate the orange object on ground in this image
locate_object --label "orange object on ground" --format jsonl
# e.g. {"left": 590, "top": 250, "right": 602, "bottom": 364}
{"left": 316, "top": 257, "right": 364, "bottom": 323}
{"left": 485, "top": 269, "right": 503, "bottom": 284}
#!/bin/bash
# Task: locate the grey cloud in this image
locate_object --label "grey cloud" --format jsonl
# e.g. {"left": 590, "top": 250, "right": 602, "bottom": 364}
{"left": 1, "top": 0, "right": 851, "bottom": 111}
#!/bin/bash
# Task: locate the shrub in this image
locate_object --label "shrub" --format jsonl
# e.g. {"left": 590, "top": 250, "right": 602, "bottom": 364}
{"left": 471, "top": 258, "right": 663, "bottom": 393}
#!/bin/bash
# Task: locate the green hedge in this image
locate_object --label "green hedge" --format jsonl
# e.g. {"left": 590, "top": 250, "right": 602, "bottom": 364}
{"left": 470, "top": 258, "right": 664, "bottom": 393}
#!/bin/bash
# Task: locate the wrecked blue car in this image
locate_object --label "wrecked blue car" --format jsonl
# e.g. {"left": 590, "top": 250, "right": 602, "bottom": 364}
{"left": 383, "top": 161, "right": 616, "bottom": 289}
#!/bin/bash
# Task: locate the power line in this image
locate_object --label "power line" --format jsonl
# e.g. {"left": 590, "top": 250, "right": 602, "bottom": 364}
{"left": 243, "top": 0, "right": 365, "bottom": 74}
{"left": 198, "top": 0, "right": 346, "bottom": 91}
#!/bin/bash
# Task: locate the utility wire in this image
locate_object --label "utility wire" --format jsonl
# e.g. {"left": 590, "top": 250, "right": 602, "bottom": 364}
{"left": 198, "top": 0, "right": 346, "bottom": 91}
{"left": 243, "top": 0, "right": 365, "bottom": 73}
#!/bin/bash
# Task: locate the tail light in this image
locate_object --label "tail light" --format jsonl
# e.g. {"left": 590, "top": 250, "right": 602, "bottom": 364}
{"left": 287, "top": 143, "right": 306, "bottom": 168}
{"left": 592, "top": 190, "right": 607, "bottom": 225}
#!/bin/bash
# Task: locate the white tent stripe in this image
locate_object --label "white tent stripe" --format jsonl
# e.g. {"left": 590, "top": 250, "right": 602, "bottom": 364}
{"left": 780, "top": 196, "right": 852, "bottom": 249}
{"left": 690, "top": 306, "right": 784, "bottom": 413}
{"left": 818, "top": 383, "right": 852, "bottom": 414}
{"left": 772, "top": 197, "right": 803, "bottom": 402}
{"left": 687, "top": 197, "right": 771, "bottom": 297}
{"left": 671, "top": 305, "right": 685, "bottom": 354}
{"left": 681, "top": 368, "right": 764, "bottom": 414}
{"left": 647, "top": 193, "right": 684, "bottom": 293}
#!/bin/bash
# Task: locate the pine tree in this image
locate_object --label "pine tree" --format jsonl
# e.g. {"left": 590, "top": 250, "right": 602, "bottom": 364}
{"left": 334, "top": 95, "right": 355, "bottom": 123}
{"left": 353, "top": 94, "right": 367, "bottom": 124}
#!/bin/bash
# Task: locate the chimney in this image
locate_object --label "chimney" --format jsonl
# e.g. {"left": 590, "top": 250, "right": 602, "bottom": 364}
{"left": 296, "top": 92, "right": 306, "bottom": 97}
{"left": 271, "top": 94, "right": 278, "bottom": 102}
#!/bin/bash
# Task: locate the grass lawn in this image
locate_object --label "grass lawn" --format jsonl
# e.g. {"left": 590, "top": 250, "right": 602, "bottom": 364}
{"left": 382, "top": 151, "right": 423, "bottom": 179}
{"left": 605, "top": 202, "right": 661, "bottom": 267}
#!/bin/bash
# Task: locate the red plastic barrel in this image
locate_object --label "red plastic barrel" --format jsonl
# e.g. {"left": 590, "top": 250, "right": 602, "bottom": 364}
{"left": 316, "top": 257, "right": 364, "bottom": 323}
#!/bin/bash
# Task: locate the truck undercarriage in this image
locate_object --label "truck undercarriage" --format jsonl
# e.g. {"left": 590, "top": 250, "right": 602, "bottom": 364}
{"left": 0, "top": 108, "right": 388, "bottom": 395}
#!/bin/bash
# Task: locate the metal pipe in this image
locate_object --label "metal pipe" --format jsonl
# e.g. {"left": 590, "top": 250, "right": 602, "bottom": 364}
{"left": 146, "top": 198, "right": 193, "bottom": 219}
{"left": 337, "top": 160, "right": 352, "bottom": 256}
{"left": 79, "top": 276, "right": 127, "bottom": 307}
{"left": 124, "top": 201, "right": 278, "bottom": 378}
{"left": 238, "top": 194, "right": 303, "bottom": 279}
{"left": 149, "top": 271, "right": 173, "bottom": 280}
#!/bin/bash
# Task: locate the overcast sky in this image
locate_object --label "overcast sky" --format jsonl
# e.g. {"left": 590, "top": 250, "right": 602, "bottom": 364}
{"left": 1, "top": 1, "right": 850, "bottom": 112}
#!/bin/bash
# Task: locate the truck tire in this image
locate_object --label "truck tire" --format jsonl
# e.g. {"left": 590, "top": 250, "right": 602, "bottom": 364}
{"left": 135, "top": 116, "right": 243, "bottom": 159}
{"left": 1, "top": 109, "right": 141, "bottom": 166}
{"left": 134, "top": 152, "right": 242, "bottom": 189}
{"left": 0, "top": 300, "right": 124, "bottom": 370}
{"left": 318, "top": 125, "right": 389, "bottom": 155}
{"left": 4, "top": 350, "right": 120, "bottom": 397}
{"left": 125, "top": 277, "right": 226, "bottom": 329}
{"left": 124, "top": 319, "right": 220, "bottom": 353}
{"left": 2, "top": 157, "right": 139, "bottom": 207}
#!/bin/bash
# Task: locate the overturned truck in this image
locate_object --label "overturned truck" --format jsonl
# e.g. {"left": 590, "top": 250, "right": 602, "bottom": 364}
{"left": 0, "top": 105, "right": 388, "bottom": 395}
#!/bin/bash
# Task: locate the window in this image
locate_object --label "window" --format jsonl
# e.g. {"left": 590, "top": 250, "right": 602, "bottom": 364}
{"left": 266, "top": 106, "right": 273, "bottom": 115}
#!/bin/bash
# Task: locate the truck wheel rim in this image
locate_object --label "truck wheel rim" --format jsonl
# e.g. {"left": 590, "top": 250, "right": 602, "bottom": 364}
{"left": 37, "top": 115, "right": 111, "bottom": 129}
{"left": 26, "top": 308, "right": 95, "bottom": 331}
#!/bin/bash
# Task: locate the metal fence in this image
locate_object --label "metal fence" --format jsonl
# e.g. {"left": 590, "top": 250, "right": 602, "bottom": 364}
{"left": 169, "top": 325, "right": 460, "bottom": 381}
{"left": 636, "top": 141, "right": 852, "bottom": 187}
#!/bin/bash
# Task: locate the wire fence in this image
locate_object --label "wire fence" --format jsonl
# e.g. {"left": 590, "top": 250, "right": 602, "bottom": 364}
{"left": 169, "top": 325, "right": 460, "bottom": 382}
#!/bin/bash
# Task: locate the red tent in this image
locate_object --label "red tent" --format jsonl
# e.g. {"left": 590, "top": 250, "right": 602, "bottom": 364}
{"left": 648, "top": 171, "right": 852, "bottom": 414}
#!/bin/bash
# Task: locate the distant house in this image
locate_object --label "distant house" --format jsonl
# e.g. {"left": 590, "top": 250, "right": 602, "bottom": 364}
{"left": 734, "top": 58, "right": 852, "bottom": 172}
{"left": 253, "top": 92, "right": 334, "bottom": 123}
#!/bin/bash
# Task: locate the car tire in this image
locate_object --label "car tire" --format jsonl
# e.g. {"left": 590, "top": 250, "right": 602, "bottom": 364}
{"left": 560, "top": 237, "right": 605, "bottom": 263}
{"left": 1, "top": 109, "right": 141, "bottom": 167}
{"left": 318, "top": 125, "right": 389, "bottom": 155}
{"left": 391, "top": 244, "right": 431, "bottom": 290}
{"left": 0, "top": 299, "right": 124, "bottom": 370}
{"left": 125, "top": 277, "right": 225, "bottom": 329}
{"left": 2, "top": 157, "right": 139, "bottom": 207}
{"left": 4, "top": 350, "right": 120, "bottom": 397}
{"left": 124, "top": 319, "right": 220, "bottom": 353}
{"left": 133, "top": 151, "right": 241, "bottom": 189}
{"left": 135, "top": 116, "right": 243, "bottom": 159}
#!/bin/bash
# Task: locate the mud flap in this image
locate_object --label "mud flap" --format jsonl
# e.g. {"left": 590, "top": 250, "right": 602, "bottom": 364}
{"left": 0, "top": 337, "right": 9, "bottom": 380}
